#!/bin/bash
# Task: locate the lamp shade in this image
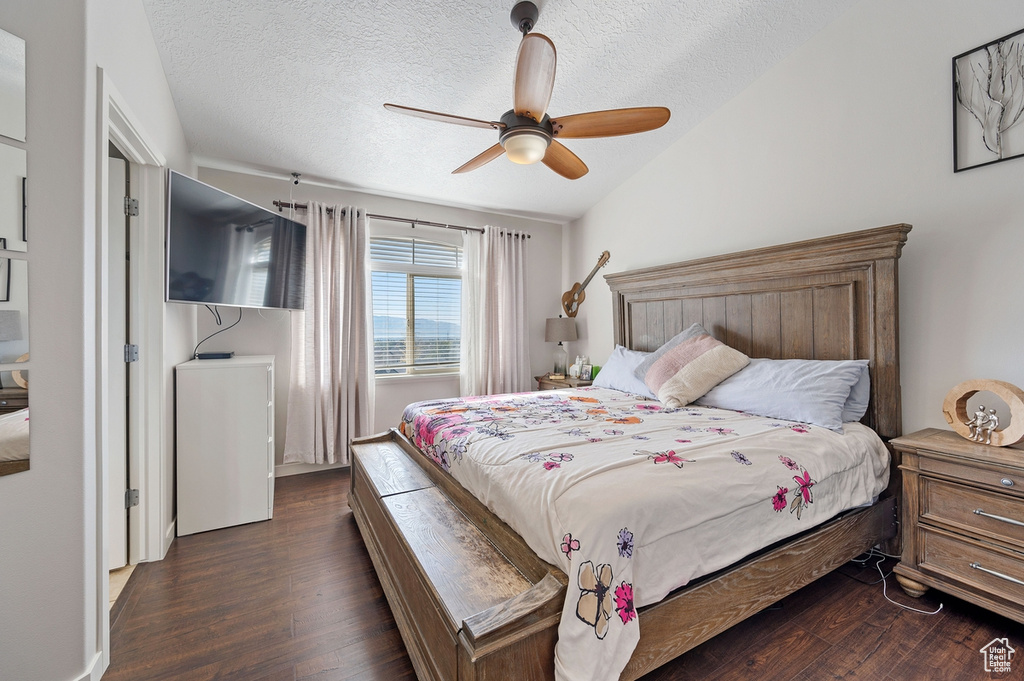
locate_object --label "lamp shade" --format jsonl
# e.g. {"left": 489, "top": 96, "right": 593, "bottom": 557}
{"left": 545, "top": 317, "right": 577, "bottom": 343}
{"left": 0, "top": 310, "right": 22, "bottom": 341}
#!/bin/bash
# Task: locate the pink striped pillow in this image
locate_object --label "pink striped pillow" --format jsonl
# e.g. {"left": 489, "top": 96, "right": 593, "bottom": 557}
{"left": 642, "top": 325, "right": 749, "bottom": 407}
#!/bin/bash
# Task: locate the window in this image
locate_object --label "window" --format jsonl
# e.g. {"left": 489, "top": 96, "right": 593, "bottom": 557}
{"left": 370, "top": 236, "right": 462, "bottom": 375}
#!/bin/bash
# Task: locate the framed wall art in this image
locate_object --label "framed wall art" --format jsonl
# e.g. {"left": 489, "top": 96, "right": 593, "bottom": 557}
{"left": 0, "top": 238, "right": 10, "bottom": 302}
{"left": 953, "top": 26, "right": 1024, "bottom": 172}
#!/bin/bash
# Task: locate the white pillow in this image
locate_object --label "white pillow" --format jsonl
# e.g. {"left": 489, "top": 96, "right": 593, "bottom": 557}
{"left": 593, "top": 346, "right": 657, "bottom": 398}
{"left": 696, "top": 358, "right": 869, "bottom": 431}
{"left": 842, "top": 362, "right": 872, "bottom": 423}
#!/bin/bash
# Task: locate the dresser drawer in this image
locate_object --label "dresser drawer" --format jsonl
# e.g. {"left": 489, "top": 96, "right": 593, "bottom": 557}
{"left": 919, "top": 453, "right": 1024, "bottom": 492}
{"left": 922, "top": 478, "right": 1024, "bottom": 550}
{"left": 920, "top": 527, "right": 1024, "bottom": 607}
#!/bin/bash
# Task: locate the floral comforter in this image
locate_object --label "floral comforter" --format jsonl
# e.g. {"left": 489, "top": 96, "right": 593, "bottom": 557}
{"left": 401, "top": 387, "right": 889, "bottom": 681}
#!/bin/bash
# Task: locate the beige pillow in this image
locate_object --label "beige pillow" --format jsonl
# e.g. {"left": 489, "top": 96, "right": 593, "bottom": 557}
{"left": 642, "top": 324, "right": 749, "bottom": 407}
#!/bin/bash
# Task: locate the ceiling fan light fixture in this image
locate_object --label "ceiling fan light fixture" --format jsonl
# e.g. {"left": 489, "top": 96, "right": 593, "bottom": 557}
{"left": 502, "top": 130, "right": 549, "bottom": 164}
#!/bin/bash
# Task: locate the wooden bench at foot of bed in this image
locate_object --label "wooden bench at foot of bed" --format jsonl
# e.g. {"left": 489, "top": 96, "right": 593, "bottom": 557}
{"left": 350, "top": 431, "right": 566, "bottom": 681}
{"left": 350, "top": 429, "right": 898, "bottom": 681}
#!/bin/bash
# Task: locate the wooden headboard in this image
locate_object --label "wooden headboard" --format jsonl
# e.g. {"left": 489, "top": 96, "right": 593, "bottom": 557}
{"left": 604, "top": 224, "right": 911, "bottom": 439}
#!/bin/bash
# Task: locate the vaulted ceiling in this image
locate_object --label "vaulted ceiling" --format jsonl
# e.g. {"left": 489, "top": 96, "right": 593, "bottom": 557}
{"left": 142, "top": 0, "right": 856, "bottom": 222}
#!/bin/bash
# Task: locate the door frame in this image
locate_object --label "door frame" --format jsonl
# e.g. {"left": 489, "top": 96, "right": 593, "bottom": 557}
{"left": 105, "top": 148, "right": 129, "bottom": 571}
{"left": 95, "top": 67, "right": 167, "bottom": 672}
{"left": 107, "top": 88, "right": 168, "bottom": 566}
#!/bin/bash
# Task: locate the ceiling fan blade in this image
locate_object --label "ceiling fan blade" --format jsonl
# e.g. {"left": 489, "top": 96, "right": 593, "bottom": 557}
{"left": 550, "top": 107, "right": 671, "bottom": 139}
{"left": 384, "top": 103, "right": 504, "bottom": 130}
{"left": 453, "top": 144, "right": 506, "bottom": 174}
{"left": 513, "top": 33, "right": 556, "bottom": 122}
{"left": 542, "top": 140, "right": 588, "bottom": 180}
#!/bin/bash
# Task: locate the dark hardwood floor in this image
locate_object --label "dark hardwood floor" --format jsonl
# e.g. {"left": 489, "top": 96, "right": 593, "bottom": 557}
{"left": 105, "top": 470, "right": 1020, "bottom": 680}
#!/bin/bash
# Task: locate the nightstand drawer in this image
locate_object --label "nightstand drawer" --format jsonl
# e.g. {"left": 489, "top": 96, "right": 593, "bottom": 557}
{"left": 922, "top": 478, "right": 1024, "bottom": 549}
{"left": 919, "top": 453, "right": 1024, "bottom": 492}
{"left": 0, "top": 393, "right": 28, "bottom": 414}
{"left": 921, "top": 527, "right": 1024, "bottom": 606}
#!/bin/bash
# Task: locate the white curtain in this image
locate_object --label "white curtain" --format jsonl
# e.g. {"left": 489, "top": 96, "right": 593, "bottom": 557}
{"left": 283, "top": 203, "right": 374, "bottom": 465}
{"left": 460, "top": 226, "right": 531, "bottom": 396}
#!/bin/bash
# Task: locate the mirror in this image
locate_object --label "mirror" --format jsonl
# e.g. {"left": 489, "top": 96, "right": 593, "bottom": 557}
{"left": 0, "top": 27, "right": 26, "bottom": 142}
{"left": 0, "top": 259, "right": 28, "bottom": 476}
{"left": 0, "top": 25, "right": 28, "bottom": 475}
{"left": 0, "top": 144, "right": 26, "bottom": 252}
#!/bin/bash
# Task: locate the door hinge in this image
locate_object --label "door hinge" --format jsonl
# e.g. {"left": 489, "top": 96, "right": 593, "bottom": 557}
{"left": 124, "top": 344, "right": 139, "bottom": 363}
{"left": 124, "top": 196, "right": 139, "bottom": 217}
{"left": 125, "top": 489, "right": 140, "bottom": 509}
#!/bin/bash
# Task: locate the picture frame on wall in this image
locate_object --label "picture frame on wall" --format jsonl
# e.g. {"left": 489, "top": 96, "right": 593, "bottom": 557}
{"left": 0, "top": 238, "right": 9, "bottom": 303}
{"left": 953, "top": 26, "right": 1024, "bottom": 172}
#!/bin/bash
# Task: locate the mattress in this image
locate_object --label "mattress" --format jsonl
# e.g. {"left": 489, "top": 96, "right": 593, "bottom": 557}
{"left": 401, "top": 387, "right": 889, "bottom": 681}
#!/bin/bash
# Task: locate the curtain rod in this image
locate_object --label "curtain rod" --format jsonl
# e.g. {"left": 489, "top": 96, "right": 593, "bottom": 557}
{"left": 273, "top": 200, "right": 530, "bottom": 239}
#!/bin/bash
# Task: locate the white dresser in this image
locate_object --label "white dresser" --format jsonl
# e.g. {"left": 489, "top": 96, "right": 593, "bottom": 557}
{"left": 175, "top": 355, "right": 275, "bottom": 536}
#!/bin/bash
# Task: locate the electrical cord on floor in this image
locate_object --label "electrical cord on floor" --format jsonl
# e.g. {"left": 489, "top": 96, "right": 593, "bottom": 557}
{"left": 851, "top": 548, "right": 943, "bottom": 615}
{"left": 848, "top": 547, "right": 898, "bottom": 584}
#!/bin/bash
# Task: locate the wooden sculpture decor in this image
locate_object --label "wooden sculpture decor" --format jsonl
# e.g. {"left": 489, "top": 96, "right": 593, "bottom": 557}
{"left": 942, "top": 378, "right": 1024, "bottom": 447}
{"left": 561, "top": 250, "right": 610, "bottom": 318}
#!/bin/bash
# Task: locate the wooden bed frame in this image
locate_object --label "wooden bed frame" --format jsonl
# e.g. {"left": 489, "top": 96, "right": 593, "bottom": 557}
{"left": 349, "top": 224, "right": 911, "bottom": 681}
{"left": 0, "top": 459, "right": 28, "bottom": 476}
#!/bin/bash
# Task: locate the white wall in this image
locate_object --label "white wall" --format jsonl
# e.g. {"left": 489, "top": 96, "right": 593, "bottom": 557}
{"left": 195, "top": 167, "right": 564, "bottom": 472}
{"left": 0, "top": 1, "right": 190, "bottom": 679}
{"left": 568, "top": 0, "right": 1024, "bottom": 436}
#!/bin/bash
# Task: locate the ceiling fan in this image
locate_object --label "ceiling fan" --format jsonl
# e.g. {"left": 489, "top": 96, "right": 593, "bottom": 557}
{"left": 384, "top": 1, "right": 671, "bottom": 180}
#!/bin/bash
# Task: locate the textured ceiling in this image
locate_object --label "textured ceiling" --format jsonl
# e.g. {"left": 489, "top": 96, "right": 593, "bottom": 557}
{"left": 141, "top": 0, "right": 856, "bottom": 222}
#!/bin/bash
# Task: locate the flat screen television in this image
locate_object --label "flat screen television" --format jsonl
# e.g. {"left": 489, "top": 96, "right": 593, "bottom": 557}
{"left": 165, "top": 170, "right": 306, "bottom": 310}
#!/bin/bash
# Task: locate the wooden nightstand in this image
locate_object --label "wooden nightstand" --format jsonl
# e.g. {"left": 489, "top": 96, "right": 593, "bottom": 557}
{"left": 534, "top": 374, "right": 593, "bottom": 391}
{"left": 892, "top": 427, "right": 1024, "bottom": 624}
{"left": 0, "top": 386, "right": 28, "bottom": 414}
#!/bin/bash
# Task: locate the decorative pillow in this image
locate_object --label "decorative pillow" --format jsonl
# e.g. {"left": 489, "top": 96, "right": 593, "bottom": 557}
{"left": 696, "top": 358, "right": 869, "bottom": 431}
{"left": 635, "top": 323, "right": 750, "bottom": 408}
{"left": 592, "top": 346, "right": 656, "bottom": 398}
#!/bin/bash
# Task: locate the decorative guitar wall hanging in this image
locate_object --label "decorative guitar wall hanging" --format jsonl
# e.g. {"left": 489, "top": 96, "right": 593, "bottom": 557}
{"left": 561, "top": 251, "right": 610, "bottom": 317}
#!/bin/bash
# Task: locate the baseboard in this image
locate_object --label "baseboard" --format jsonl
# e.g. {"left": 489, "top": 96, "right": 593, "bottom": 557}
{"left": 163, "top": 518, "right": 176, "bottom": 555}
{"left": 74, "top": 651, "right": 104, "bottom": 681}
{"left": 275, "top": 461, "right": 349, "bottom": 478}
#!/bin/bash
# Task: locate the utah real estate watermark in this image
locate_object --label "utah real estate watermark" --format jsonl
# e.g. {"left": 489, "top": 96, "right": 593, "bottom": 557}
{"left": 980, "top": 638, "right": 1015, "bottom": 673}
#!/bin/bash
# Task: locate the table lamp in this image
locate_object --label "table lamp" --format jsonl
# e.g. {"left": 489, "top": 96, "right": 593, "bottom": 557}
{"left": 0, "top": 310, "right": 22, "bottom": 389}
{"left": 545, "top": 316, "right": 577, "bottom": 378}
